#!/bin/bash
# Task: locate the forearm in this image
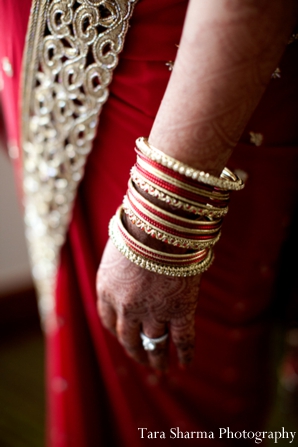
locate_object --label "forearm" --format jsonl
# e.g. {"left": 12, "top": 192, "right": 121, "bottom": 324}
{"left": 149, "top": 0, "right": 298, "bottom": 175}
{"left": 97, "top": 0, "right": 298, "bottom": 369}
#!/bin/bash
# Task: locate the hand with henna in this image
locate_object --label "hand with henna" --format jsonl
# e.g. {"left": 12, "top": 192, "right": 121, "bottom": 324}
{"left": 96, "top": 0, "right": 297, "bottom": 369}
{"left": 96, "top": 238, "right": 201, "bottom": 370}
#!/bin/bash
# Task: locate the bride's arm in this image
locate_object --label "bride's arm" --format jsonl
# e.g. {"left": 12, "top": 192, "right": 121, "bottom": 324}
{"left": 150, "top": 0, "right": 297, "bottom": 174}
{"left": 96, "top": 0, "right": 298, "bottom": 370}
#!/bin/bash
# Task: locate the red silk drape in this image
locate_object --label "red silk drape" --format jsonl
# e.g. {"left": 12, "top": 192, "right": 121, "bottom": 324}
{"left": 1, "top": 1, "right": 298, "bottom": 446}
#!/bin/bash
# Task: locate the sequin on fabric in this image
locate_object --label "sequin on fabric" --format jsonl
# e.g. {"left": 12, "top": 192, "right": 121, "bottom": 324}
{"left": 21, "top": 0, "right": 137, "bottom": 325}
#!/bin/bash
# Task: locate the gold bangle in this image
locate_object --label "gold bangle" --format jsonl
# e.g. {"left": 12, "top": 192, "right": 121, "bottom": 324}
{"left": 131, "top": 168, "right": 229, "bottom": 218}
{"left": 137, "top": 157, "right": 229, "bottom": 201}
{"left": 127, "top": 180, "right": 222, "bottom": 230}
{"left": 123, "top": 203, "right": 221, "bottom": 249}
{"left": 123, "top": 190, "right": 221, "bottom": 249}
{"left": 115, "top": 206, "right": 208, "bottom": 263}
{"left": 136, "top": 156, "right": 230, "bottom": 201}
{"left": 136, "top": 137, "right": 245, "bottom": 191}
{"left": 109, "top": 210, "right": 214, "bottom": 277}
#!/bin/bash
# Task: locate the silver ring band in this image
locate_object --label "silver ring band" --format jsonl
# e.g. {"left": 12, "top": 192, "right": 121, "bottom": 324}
{"left": 140, "top": 331, "right": 168, "bottom": 351}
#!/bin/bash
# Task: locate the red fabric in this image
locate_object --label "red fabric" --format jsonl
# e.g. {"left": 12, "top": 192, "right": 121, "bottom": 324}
{"left": 1, "top": 1, "right": 298, "bottom": 446}
{"left": 0, "top": 0, "right": 31, "bottom": 192}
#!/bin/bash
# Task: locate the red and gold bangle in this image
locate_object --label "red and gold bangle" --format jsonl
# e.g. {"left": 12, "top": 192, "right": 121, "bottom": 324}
{"left": 127, "top": 179, "right": 222, "bottom": 232}
{"left": 108, "top": 137, "right": 245, "bottom": 277}
{"left": 133, "top": 162, "right": 228, "bottom": 209}
{"left": 130, "top": 168, "right": 229, "bottom": 218}
{"left": 116, "top": 209, "right": 209, "bottom": 266}
{"left": 108, "top": 207, "right": 215, "bottom": 276}
{"left": 123, "top": 196, "right": 221, "bottom": 249}
{"left": 124, "top": 192, "right": 220, "bottom": 237}
{"left": 135, "top": 147, "right": 229, "bottom": 198}
{"left": 136, "top": 156, "right": 230, "bottom": 204}
{"left": 136, "top": 137, "right": 245, "bottom": 191}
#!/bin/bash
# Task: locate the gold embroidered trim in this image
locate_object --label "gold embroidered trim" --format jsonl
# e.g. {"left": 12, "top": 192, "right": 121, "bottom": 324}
{"left": 21, "top": 0, "right": 137, "bottom": 326}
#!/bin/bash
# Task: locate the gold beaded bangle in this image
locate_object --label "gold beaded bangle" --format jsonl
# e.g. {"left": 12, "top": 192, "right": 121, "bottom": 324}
{"left": 136, "top": 137, "right": 245, "bottom": 191}
{"left": 127, "top": 180, "right": 222, "bottom": 231}
{"left": 115, "top": 206, "right": 208, "bottom": 263}
{"left": 131, "top": 168, "right": 229, "bottom": 218}
{"left": 123, "top": 187, "right": 222, "bottom": 249}
{"left": 123, "top": 200, "right": 221, "bottom": 250}
{"left": 109, "top": 208, "right": 214, "bottom": 277}
{"left": 136, "top": 155, "right": 230, "bottom": 201}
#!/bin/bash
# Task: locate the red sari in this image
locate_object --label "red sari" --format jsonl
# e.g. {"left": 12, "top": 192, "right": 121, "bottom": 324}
{"left": 1, "top": 1, "right": 298, "bottom": 446}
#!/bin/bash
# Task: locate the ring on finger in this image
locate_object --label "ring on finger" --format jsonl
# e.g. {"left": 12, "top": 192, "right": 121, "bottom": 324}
{"left": 140, "top": 331, "right": 168, "bottom": 351}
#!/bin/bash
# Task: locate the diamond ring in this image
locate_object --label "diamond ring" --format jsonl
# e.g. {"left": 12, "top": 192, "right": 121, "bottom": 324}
{"left": 140, "top": 331, "right": 168, "bottom": 351}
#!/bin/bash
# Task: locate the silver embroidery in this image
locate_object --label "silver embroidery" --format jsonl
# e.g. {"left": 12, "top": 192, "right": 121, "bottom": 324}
{"left": 21, "top": 0, "right": 137, "bottom": 326}
{"left": 271, "top": 67, "right": 281, "bottom": 79}
{"left": 165, "top": 61, "right": 174, "bottom": 71}
{"left": 2, "top": 57, "right": 14, "bottom": 77}
{"left": 249, "top": 131, "right": 263, "bottom": 147}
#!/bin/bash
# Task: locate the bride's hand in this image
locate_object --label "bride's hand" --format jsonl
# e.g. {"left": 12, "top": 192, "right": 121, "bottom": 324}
{"left": 96, "top": 238, "right": 201, "bottom": 371}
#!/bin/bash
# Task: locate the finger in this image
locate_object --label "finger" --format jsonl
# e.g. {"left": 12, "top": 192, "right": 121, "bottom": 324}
{"left": 116, "top": 316, "right": 148, "bottom": 365}
{"left": 142, "top": 320, "right": 169, "bottom": 371}
{"left": 170, "top": 318, "right": 196, "bottom": 366}
{"left": 97, "top": 294, "right": 117, "bottom": 335}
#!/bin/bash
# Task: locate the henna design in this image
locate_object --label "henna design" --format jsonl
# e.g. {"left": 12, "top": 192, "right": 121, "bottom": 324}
{"left": 96, "top": 239, "right": 201, "bottom": 368}
{"left": 149, "top": 0, "right": 298, "bottom": 175}
{"left": 97, "top": 0, "right": 298, "bottom": 369}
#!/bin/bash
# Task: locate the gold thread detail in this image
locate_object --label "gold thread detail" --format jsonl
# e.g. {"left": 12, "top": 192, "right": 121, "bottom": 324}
{"left": 21, "top": 0, "right": 138, "bottom": 325}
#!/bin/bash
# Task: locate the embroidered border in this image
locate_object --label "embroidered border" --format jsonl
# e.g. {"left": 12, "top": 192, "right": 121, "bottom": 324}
{"left": 21, "top": 0, "right": 137, "bottom": 327}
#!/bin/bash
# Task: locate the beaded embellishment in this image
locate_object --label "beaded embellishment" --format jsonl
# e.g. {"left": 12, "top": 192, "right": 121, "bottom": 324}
{"left": 21, "top": 0, "right": 137, "bottom": 325}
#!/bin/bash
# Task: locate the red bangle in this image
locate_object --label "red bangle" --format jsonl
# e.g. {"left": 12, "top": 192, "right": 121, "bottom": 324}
{"left": 134, "top": 162, "right": 229, "bottom": 208}
{"left": 127, "top": 179, "right": 222, "bottom": 231}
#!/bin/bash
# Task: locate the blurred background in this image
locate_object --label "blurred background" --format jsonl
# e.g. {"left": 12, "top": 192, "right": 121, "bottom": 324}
{"left": 0, "top": 116, "right": 297, "bottom": 446}
{"left": 0, "top": 143, "right": 45, "bottom": 447}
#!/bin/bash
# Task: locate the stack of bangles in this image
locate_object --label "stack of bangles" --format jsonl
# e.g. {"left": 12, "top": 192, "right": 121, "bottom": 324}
{"left": 109, "top": 137, "right": 245, "bottom": 277}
